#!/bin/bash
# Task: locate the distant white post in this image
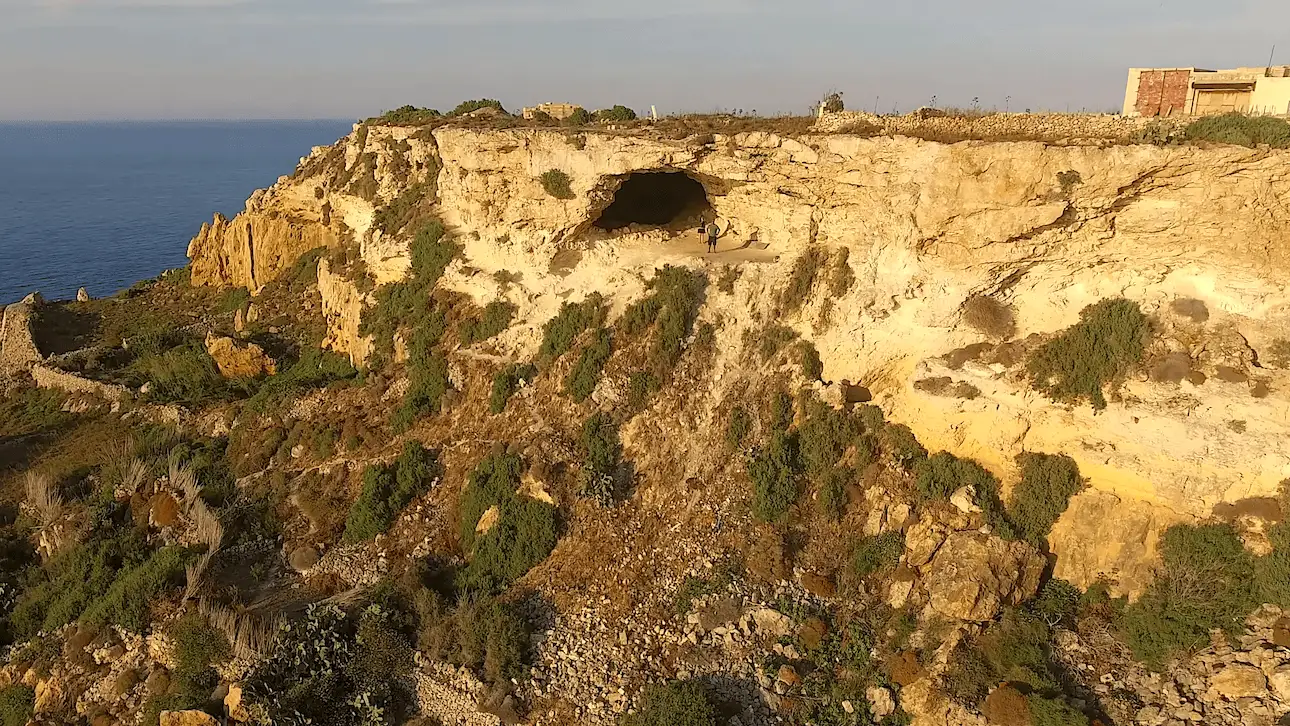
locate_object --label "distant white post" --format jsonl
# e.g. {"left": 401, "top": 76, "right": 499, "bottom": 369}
{"left": 651, "top": 105, "right": 658, "bottom": 120}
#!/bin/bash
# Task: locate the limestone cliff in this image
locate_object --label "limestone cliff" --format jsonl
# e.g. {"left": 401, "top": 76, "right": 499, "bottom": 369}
{"left": 188, "top": 123, "right": 1290, "bottom": 596}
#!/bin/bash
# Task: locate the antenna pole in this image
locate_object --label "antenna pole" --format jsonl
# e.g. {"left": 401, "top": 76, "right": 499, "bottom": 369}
{"left": 1268, "top": 44, "right": 1277, "bottom": 75}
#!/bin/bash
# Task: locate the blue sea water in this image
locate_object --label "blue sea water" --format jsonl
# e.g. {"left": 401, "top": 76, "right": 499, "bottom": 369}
{"left": 0, "top": 121, "right": 354, "bottom": 304}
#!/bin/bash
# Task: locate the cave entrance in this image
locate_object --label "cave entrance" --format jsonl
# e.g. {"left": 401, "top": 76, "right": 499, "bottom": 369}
{"left": 592, "top": 171, "right": 712, "bottom": 231}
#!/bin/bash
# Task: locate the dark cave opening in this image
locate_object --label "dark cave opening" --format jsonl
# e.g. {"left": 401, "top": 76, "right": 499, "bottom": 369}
{"left": 592, "top": 171, "right": 712, "bottom": 231}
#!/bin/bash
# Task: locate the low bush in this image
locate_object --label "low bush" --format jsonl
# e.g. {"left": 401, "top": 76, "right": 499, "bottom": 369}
{"left": 375, "top": 105, "right": 442, "bottom": 125}
{"left": 343, "top": 442, "right": 439, "bottom": 542}
{"left": 564, "top": 108, "right": 592, "bottom": 126}
{"left": 780, "top": 247, "right": 828, "bottom": 314}
{"left": 881, "top": 423, "right": 927, "bottom": 470}
{"left": 627, "top": 371, "right": 659, "bottom": 409}
{"left": 244, "top": 603, "right": 414, "bottom": 726}
{"left": 798, "top": 341, "right": 824, "bottom": 380}
{"left": 372, "top": 183, "right": 431, "bottom": 235}
{"left": 748, "top": 431, "right": 801, "bottom": 523}
{"left": 417, "top": 593, "right": 530, "bottom": 684}
{"left": 0, "top": 686, "right": 34, "bottom": 726}
{"left": 540, "top": 169, "right": 575, "bottom": 200}
{"left": 725, "top": 406, "right": 753, "bottom": 451}
{"left": 1008, "top": 453, "right": 1085, "bottom": 548}
{"left": 851, "top": 531, "right": 904, "bottom": 578}
{"left": 1185, "top": 113, "right": 1290, "bottom": 148}
{"left": 539, "top": 294, "right": 605, "bottom": 361}
{"left": 594, "top": 105, "right": 638, "bottom": 123}
{"left": 565, "top": 328, "right": 612, "bottom": 402}
{"left": 1028, "top": 694, "right": 1090, "bottom": 726}
{"left": 622, "top": 679, "right": 719, "bottom": 726}
{"left": 1026, "top": 578, "right": 1082, "bottom": 628}
{"left": 456, "top": 450, "right": 559, "bottom": 592}
{"left": 622, "top": 266, "right": 707, "bottom": 377}
{"left": 758, "top": 324, "right": 798, "bottom": 361}
{"left": 286, "top": 247, "right": 326, "bottom": 292}
{"left": 244, "top": 347, "right": 357, "bottom": 413}
{"left": 459, "top": 301, "right": 517, "bottom": 345}
{"left": 1121, "top": 523, "right": 1257, "bottom": 668}
{"left": 581, "top": 411, "right": 622, "bottom": 479}
{"left": 962, "top": 295, "right": 1016, "bottom": 339}
{"left": 944, "top": 610, "right": 1061, "bottom": 707}
{"left": 393, "top": 324, "right": 450, "bottom": 432}
{"left": 132, "top": 340, "right": 231, "bottom": 405}
{"left": 489, "top": 363, "right": 536, "bottom": 414}
{"left": 1026, "top": 298, "right": 1149, "bottom": 410}
{"left": 0, "top": 387, "right": 71, "bottom": 437}
{"left": 360, "top": 220, "right": 457, "bottom": 362}
{"left": 915, "top": 452, "right": 1014, "bottom": 538}
{"left": 79, "top": 545, "right": 191, "bottom": 633}
{"left": 218, "top": 287, "right": 251, "bottom": 314}
{"left": 768, "top": 389, "right": 795, "bottom": 432}
{"left": 818, "top": 467, "right": 851, "bottom": 520}
{"left": 170, "top": 612, "right": 231, "bottom": 699}
{"left": 449, "top": 99, "right": 506, "bottom": 117}
{"left": 798, "top": 400, "right": 859, "bottom": 475}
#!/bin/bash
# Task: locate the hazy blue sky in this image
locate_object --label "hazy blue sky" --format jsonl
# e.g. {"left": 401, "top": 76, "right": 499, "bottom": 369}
{"left": 1, "top": 0, "right": 1287, "bottom": 120}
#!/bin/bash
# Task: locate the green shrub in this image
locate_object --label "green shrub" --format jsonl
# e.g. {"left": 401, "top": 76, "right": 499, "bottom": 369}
{"left": 459, "top": 496, "right": 559, "bottom": 593}
{"left": 171, "top": 612, "right": 231, "bottom": 698}
{"left": 489, "top": 363, "right": 536, "bottom": 414}
{"left": 622, "top": 679, "right": 719, "bottom": 726}
{"left": 627, "top": 371, "right": 659, "bottom": 410}
{"left": 360, "top": 220, "right": 457, "bottom": 362}
{"left": 1255, "top": 521, "right": 1290, "bottom": 607}
{"left": 1026, "top": 578, "right": 1082, "bottom": 629}
{"left": 393, "top": 324, "right": 450, "bottom": 432}
{"left": 594, "top": 105, "right": 638, "bottom": 122}
{"left": 218, "top": 287, "right": 251, "bottom": 314}
{"left": 348, "top": 605, "right": 415, "bottom": 696}
{"left": 945, "top": 610, "right": 1061, "bottom": 706}
{"left": 798, "top": 341, "right": 824, "bottom": 380}
{"left": 769, "top": 389, "right": 795, "bottom": 432}
{"left": 565, "top": 328, "right": 612, "bottom": 402}
{"left": 1121, "top": 523, "right": 1257, "bottom": 668}
{"left": 749, "top": 431, "right": 801, "bottom": 522}
{"left": 1028, "top": 695, "right": 1090, "bottom": 726}
{"left": 798, "top": 400, "right": 860, "bottom": 476}
{"left": 881, "top": 423, "right": 926, "bottom": 470}
{"left": 1008, "top": 453, "right": 1085, "bottom": 547}
{"left": 132, "top": 340, "right": 231, "bottom": 404}
{"left": 459, "top": 301, "right": 517, "bottom": 344}
{"left": 1026, "top": 298, "right": 1149, "bottom": 410}
{"left": 1185, "top": 113, "right": 1290, "bottom": 148}
{"left": 758, "top": 324, "right": 798, "bottom": 361}
{"left": 0, "top": 686, "right": 34, "bottom": 726}
{"left": 343, "top": 442, "right": 439, "bottom": 542}
{"left": 286, "top": 247, "right": 326, "bottom": 291}
{"left": 80, "top": 546, "right": 191, "bottom": 632}
{"left": 459, "top": 451, "right": 524, "bottom": 548}
{"left": 915, "top": 452, "right": 1014, "bottom": 538}
{"left": 372, "top": 183, "right": 431, "bottom": 235}
{"left": 725, "top": 406, "right": 753, "bottom": 451}
{"left": 0, "top": 387, "right": 71, "bottom": 438}
{"left": 244, "top": 347, "right": 357, "bottom": 413}
{"left": 851, "top": 531, "right": 904, "bottom": 577}
{"left": 375, "top": 105, "right": 442, "bottom": 125}
{"left": 581, "top": 412, "right": 622, "bottom": 479}
{"left": 818, "top": 467, "right": 851, "bottom": 520}
{"left": 539, "top": 294, "right": 604, "bottom": 361}
{"left": 423, "top": 595, "right": 530, "bottom": 684}
{"left": 622, "top": 266, "right": 706, "bottom": 377}
{"left": 449, "top": 99, "right": 506, "bottom": 117}
{"left": 780, "top": 247, "right": 828, "bottom": 314}
{"left": 540, "top": 169, "right": 575, "bottom": 200}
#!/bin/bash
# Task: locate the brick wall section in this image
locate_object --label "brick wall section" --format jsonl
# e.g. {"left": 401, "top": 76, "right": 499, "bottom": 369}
{"left": 1136, "top": 70, "right": 1191, "bottom": 117}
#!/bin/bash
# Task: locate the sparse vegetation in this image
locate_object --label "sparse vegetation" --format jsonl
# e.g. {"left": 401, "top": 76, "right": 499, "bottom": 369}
{"left": 780, "top": 247, "right": 828, "bottom": 314}
{"left": 851, "top": 531, "right": 904, "bottom": 578}
{"left": 540, "top": 169, "right": 576, "bottom": 200}
{"left": 758, "top": 324, "right": 798, "bottom": 362}
{"left": 243, "top": 346, "right": 357, "bottom": 413}
{"left": 490, "top": 363, "right": 536, "bottom": 414}
{"left": 621, "top": 679, "right": 719, "bottom": 726}
{"left": 881, "top": 423, "right": 927, "bottom": 471}
{"left": 360, "top": 219, "right": 458, "bottom": 364}
{"left": 749, "top": 431, "right": 802, "bottom": 522}
{"left": 579, "top": 412, "right": 623, "bottom": 504}
{"left": 0, "top": 686, "right": 34, "bottom": 726}
{"left": 539, "top": 294, "right": 605, "bottom": 361}
{"left": 1008, "top": 453, "right": 1085, "bottom": 548}
{"left": 1026, "top": 298, "right": 1149, "bottom": 410}
{"left": 914, "top": 452, "right": 1013, "bottom": 538}
{"left": 826, "top": 247, "right": 855, "bottom": 297}
{"left": 621, "top": 266, "right": 706, "bottom": 378}
{"left": 459, "top": 301, "right": 516, "bottom": 345}
{"left": 170, "top": 611, "right": 231, "bottom": 700}
{"left": 1185, "top": 113, "right": 1290, "bottom": 149}
{"left": 962, "top": 295, "right": 1016, "bottom": 339}
{"left": 565, "top": 328, "right": 612, "bottom": 402}
{"left": 449, "top": 99, "right": 506, "bottom": 117}
{"left": 594, "top": 105, "right": 638, "bottom": 123}
{"left": 457, "top": 450, "right": 559, "bottom": 593}
{"left": 373, "top": 183, "right": 431, "bottom": 235}
{"left": 798, "top": 341, "right": 824, "bottom": 380}
{"left": 343, "top": 441, "right": 439, "bottom": 542}
{"left": 725, "top": 406, "right": 753, "bottom": 451}
{"left": 374, "top": 105, "right": 442, "bottom": 125}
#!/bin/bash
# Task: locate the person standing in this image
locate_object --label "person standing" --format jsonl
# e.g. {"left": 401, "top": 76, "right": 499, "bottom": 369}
{"left": 705, "top": 220, "right": 721, "bottom": 253}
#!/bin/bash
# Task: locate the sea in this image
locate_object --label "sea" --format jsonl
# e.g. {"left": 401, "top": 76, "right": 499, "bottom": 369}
{"left": 0, "top": 121, "right": 355, "bottom": 305}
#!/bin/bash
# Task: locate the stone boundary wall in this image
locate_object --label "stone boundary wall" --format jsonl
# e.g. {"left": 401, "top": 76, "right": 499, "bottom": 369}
{"left": 30, "top": 364, "right": 132, "bottom": 401}
{"left": 814, "top": 110, "right": 1185, "bottom": 143}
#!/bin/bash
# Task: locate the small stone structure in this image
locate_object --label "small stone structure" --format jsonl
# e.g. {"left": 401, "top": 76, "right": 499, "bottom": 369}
{"left": 522, "top": 103, "right": 584, "bottom": 121}
{"left": 0, "top": 297, "right": 44, "bottom": 375}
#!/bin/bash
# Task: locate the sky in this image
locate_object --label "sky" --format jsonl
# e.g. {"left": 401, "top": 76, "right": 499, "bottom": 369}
{"left": 0, "top": 0, "right": 1288, "bottom": 121}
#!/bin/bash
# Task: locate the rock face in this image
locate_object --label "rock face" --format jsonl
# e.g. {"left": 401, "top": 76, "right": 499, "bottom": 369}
{"left": 159, "top": 711, "right": 219, "bottom": 726}
{"left": 922, "top": 532, "right": 1045, "bottom": 621}
{"left": 0, "top": 299, "right": 43, "bottom": 375}
{"left": 203, "top": 333, "right": 277, "bottom": 379}
{"left": 185, "top": 122, "right": 1290, "bottom": 592}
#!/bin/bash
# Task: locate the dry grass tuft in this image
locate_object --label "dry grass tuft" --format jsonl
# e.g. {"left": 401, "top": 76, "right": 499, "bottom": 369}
{"left": 24, "top": 471, "right": 63, "bottom": 526}
{"left": 199, "top": 599, "right": 283, "bottom": 659}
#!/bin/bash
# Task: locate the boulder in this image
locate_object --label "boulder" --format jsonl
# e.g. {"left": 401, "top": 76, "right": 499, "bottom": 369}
{"left": 475, "top": 505, "right": 500, "bottom": 535}
{"left": 225, "top": 683, "right": 249, "bottom": 722}
{"left": 204, "top": 333, "right": 277, "bottom": 378}
{"left": 923, "top": 531, "right": 1045, "bottom": 621}
{"left": 950, "top": 486, "right": 982, "bottom": 514}
{"left": 76, "top": 287, "right": 90, "bottom": 302}
{"left": 867, "top": 686, "right": 896, "bottom": 720}
{"left": 159, "top": 711, "right": 220, "bottom": 726}
{"left": 904, "top": 519, "right": 948, "bottom": 568}
{"left": 1207, "top": 664, "right": 1267, "bottom": 701}
{"left": 751, "top": 607, "right": 793, "bottom": 637}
